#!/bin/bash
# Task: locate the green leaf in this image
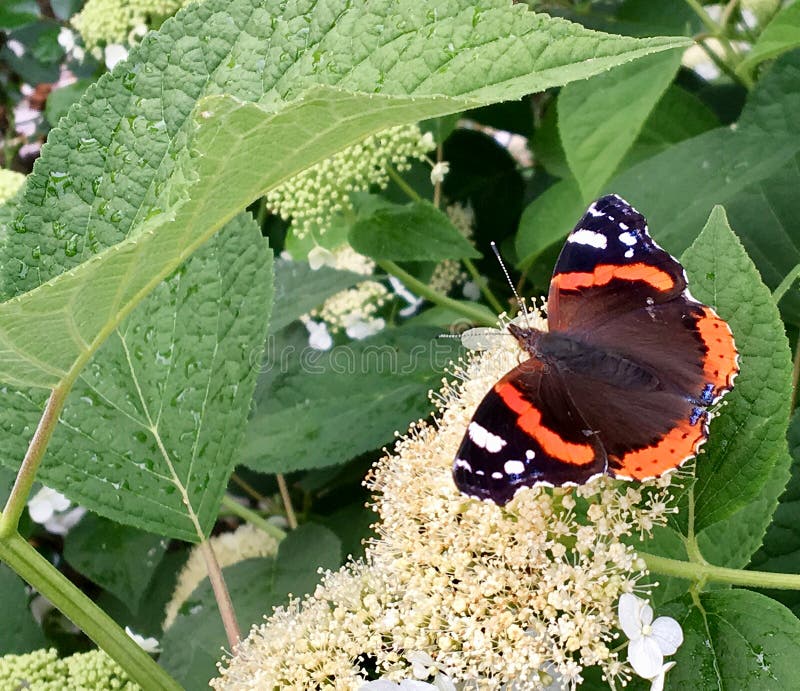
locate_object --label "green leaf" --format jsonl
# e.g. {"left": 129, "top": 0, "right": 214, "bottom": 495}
{"left": 241, "top": 324, "right": 462, "bottom": 473}
{"left": 0, "top": 0, "right": 39, "bottom": 30}
{"left": 0, "top": 563, "right": 46, "bottom": 653}
{"left": 350, "top": 201, "right": 479, "bottom": 261}
{"left": 63, "top": 513, "right": 168, "bottom": 613}
{"left": 558, "top": 49, "right": 682, "bottom": 201}
{"left": 515, "top": 178, "right": 584, "bottom": 267}
{"left": 270, "top": 258, "right": 365, "bottom": 333}
{"left": 737, "top": 3, "right": 800, "bottom": 77}
{"left": 611, "top": 51, "right": 800, "bottom": 322}
{"left": 748, "top": 410, "right": 800, "bottom": 615}
{"left": 0, "top": 0, "right": 688, "bottom": 389}
{"left": 680, "top": 206, "right": 792, "bottom": 533}
{"left": 668, "top": 590, "right": 800, "bottom": 690}
{"left": 44, "top": 79, "right": 92, "bottom": 128}
{"left": 0, "top": 215, "right": 274, "bottom": 541}
{"left": 159, "top": 524, "right": 340, "bottom": 689}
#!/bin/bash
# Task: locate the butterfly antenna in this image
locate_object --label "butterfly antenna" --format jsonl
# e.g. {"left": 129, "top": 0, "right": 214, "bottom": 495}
{"left": 490, "top": 241, "right": 530, "bottom": 327}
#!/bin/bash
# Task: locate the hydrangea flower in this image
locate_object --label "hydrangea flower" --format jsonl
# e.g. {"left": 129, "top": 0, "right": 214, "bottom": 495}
{"left": 0, "top": 648, "right": 136, "bottom": 689}
{"left": 0, "top": 169, "right": 26, "bottom": 204}
{"left": 27, "top": 486, "right": 86, "bottom": 535}
{"left": 212, "top": 306, "right": 678, "bottom": 690}
{"left": 125, "top": 626, "right": 161, "bottom": 654}
{"left": 618, "top": 593, "right": 683, "bottom": 682}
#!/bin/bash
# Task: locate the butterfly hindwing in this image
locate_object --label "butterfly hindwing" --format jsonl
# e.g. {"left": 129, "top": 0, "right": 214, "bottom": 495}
{"left": 453, "top": 359, "right": 606, "bottom": 505}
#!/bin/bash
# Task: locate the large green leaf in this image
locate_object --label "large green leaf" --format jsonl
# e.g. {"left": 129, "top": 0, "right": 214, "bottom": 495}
{"left": 737, "top": 2, "right": 800, "bottom": 77}
{"left": 242, "top": 324, "right": 462, "bottom": 473}
{"left": 160, "top": 524, "right": 341, "bottom": 689}
{"left": 667, "top": 590, "right": 800, "bottom": 690}
{"left": 0, "top": 0, "right": 688, "bottom": 389}
{"left": 558, "top": 48, "right": 682, "bottom": 201}
{"left": 350, "top": 201, "right": 479, "bottom": 261}
{"left": 63, "top": 513, "right": 168, "bottom": 612}
{"left": 680, "top": 207, "right": 792, "bottom": 533}
{"left": 0, "top": 215, "right": 274, "bottom": 541}
{"left": 612, "top": 50, "right": 800, "bottom": 322}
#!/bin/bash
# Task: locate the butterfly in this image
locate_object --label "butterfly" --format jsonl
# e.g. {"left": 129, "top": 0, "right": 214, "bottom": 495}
{"left": 453, "top": 194, "right": 739, "bottom": 505}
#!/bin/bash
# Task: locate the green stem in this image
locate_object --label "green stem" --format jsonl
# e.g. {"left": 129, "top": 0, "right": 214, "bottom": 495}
{"left": 0, "top": 383, "right": 70, "bottom": 538}
{"left": 684, "top": 0, "right": 720, "bottom": 33}
{"left": 773, "top": 263, "right": 800, "bottom": 305}
{"left": 0, "top": 532, "right": 181, "bottom": 691}
{"left": 220, "top": 494, "right": 287, "bottom": 541}
{"left": 377, "top": 259, "right": 496, "bottom": 327}
{"left": 641, "top": 551, "right": 800, "bottom": 590}
{"left": 463, "top": 257, "right": 505, "bottom": 314}
{"left": 386, "top": 165, "right": 422, "bottom": 203}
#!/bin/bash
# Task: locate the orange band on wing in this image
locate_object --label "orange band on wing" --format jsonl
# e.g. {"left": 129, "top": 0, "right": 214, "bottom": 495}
{"left": 554, "top": 263, "right": 675, "bottom": 292}
{"left": 696, "top": 306, "right": 738, "bottom": 393}
{"left": 494, "top": 382, "right": 595, "bottom": 465}
{"left": 613, "top": 419, "right": 706, "bottom": 480}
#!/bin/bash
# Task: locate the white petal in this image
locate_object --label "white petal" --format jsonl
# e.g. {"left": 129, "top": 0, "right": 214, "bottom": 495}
{"left": 462, "top": 280, "right": 481, "bottom": 301}
{"left": 651, "top": 616, "right": 684, "bottom": 655}
{"left": 104, "top": 44, "right": 128, "bottom": 70}
{"left": 398, "top": 682, "right": 438, "bottom": 691}
{"left": 628, "top": 636, "right": 664, "bottom": 679}
{"left": 346, "top": 317, "right": 384, "bottom": 340}
{"left": 308, "top": 246, "right": 335, "bottom": 270}
{"left": 45, "top": 507, "right": 86, "bottom": 536}
{"left": 433, "top": 673, "right": 457, "bottom": 691}
{"left": 304, "top": 320, "right": 332, "bottom": 351}
{"left": 618, "top": 593, "right": 644, "bottom": 638}
{"left": 359, "top": 681, "right": 399, "bottom": 691}
{"left": 648, "top": 661, "right": 676, "bottom": 691}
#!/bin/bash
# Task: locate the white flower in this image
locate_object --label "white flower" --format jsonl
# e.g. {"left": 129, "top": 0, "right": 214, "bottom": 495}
{"left": 420, "top": 131, "right": 436, "bottom": 150}
{"left": 125, "top": 626, "right": 161, "bottom": 654}
{"left": 104, "top": 43, "right": 128, "bottom": 70}
{"left": 388, "top": 275, "right": 423, "bottom": 317}
{"left": 462, "top": 280, "right": 481, "bottom": 301}
{"left": 308, "top": 245, "right": 336, "bottom": 270}
{"left": 345, "top": 316, "right": 385, "bottom": 340}
{"left": 46, "top": 507, "right": 87, "bottom": 536}
{"left": 302, "top": 317, "right": 333, "bottom": 350}
{"left": 619, "top": 593, "right": 683, "bottom": 679}
{"left": 7, "top": 39, "right": 25, "bottom": 57}
{"left": 430, "top": 161, "right": 450, "bottom": 185}
{"left": 648, "top": 661, "right": 677, "bottom": 691}
{"left": 28, "top": 487, "right": 71, "bottom": 524}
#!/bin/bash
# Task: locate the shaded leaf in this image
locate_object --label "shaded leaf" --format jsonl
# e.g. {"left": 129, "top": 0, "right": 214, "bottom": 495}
{"left": 241, "top": 324, "right": 462, "bottom": 473}
{"left": 350, "top": 201, "right": 479, "bottom": 261}
{"left": 0, "top": 563, "right": 46, "bottom": 653}
{"left": 737, "top": 3, "right": 800, "bottom": 76}
{"left": 63, "top": 513, "right": 168, "bottom": 612}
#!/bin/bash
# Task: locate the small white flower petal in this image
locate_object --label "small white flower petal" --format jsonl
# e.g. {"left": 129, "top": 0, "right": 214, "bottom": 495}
{"left": 45, "top": 507, "right": 86, "bottom": 536}
{"left": 304, "top": 319, "right": 333, "bottom": 350}
{"left": 648, "top": 661, "right": 676, "bottom": 691}
{"left": 628, "top": 635, "right": 664, "bottom": 679}
{"left": 346, "top": 317, "right": 384, "bottom": 340}
{"left": 651, "top": 616, "right": 684, "bottom": 655}
{"left": 359, "top": 681, "right": 399, "bottom": 691}
{"left": 433, "top": 673, "right": 457, "bottom": 691}
{"left": 104, "top": 44, "right": 128, "bottom": 70}
{"left": 462, "top": 280, "right": 481, "bottom": 301}
{"left": 28, "top": 487, "right": 70, "bottom": 524}
{"left": 618, "top": 593, "right": 644, "bottom": 639}
{"left": 398, "top": 682, "right": 438, "bottom": 691}
{"left": 430, "top": 161, "right": 450, "bottom": 185}
{"left": 308, "top": 245, "right": 335, "bottom": 270}
{"left": 125, "top": 626, "right": 161, "bottom": 653}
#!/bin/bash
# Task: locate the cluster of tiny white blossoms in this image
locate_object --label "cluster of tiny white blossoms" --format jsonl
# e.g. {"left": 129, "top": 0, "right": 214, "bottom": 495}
{"left": 0, "top": 169, "right": 25, "bottom": 203}
{"left": 267, "top": 126, "right": 434, "bottom": 239}
{"left": 71, "top": 0, "right": 189, "bottom": 49}
{"left": 163, "top": 523, "right": 279, "bottom": 629}
{"left": 213, "top": 305, "right": 679, "bottom": 690}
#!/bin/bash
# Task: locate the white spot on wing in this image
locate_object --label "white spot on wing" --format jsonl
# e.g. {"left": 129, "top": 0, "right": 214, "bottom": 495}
{"left": 491, "top": 471, "right": 504, "bottom": 479}
{"left": 618, "top": 231, "right": 637, "bottom": 246}
{"left": 568, "top": 229, "right": 607, "bottom": 249}
{"left": 624, "top": 248, "right": 634, "bottom": 258}
{"left": 587, "top": 205, "right": 604, "bottom": 218}
{"left": 454, "top": 459, "right": 472, "bottom": 471}
{"left": 468, "top": 422, "right": 507, "bottom": 453}
{"left": 619, "top": 222, "right": 629, "bottom": 230}
{"left": 504, "top": 460, "right": 525, "bottom": 475}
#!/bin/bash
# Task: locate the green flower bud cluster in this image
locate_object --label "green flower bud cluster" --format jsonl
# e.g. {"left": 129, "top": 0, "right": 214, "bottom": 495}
{"left": 72, "top": 0, "right": 192, "bottom": 49}
{"left": 0, "top": 170, "right": 25, "bottom": 204}
{"left": 266, "top": 125, "right": 435, "bottom": 238}
{"left": 0, "top": 648, "right": 138, "bottom": 690}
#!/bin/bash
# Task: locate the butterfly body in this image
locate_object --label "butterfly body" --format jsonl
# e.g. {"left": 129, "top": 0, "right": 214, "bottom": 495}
{"left": 453, "top": 195, "right": 738, "bottom": 506}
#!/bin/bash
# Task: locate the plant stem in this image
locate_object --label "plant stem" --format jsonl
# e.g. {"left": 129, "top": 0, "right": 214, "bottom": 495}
{"left": 199, "top": 539, "right": 241, "bottom": 648}
{"left": 463, "top": 257, "right": 505, "bottom": 314}
{"left": 641, "top": 551, "right": 800, "bottom": 590}
{"left": 230, "top": 472, "right": 268, "bottom": 503}
{"left": 220, "top": 494, "right": 287, "bottom": 541}
{"left": 377, "top": 260, "right": 496, "bottom": 327}
{"left": 773, "top": 263, "right": 800, "bottom": 306}
{"left": 0, "top": 384, "right": 70, "bottom": 538}
{"left": 276, "top": 474, "right": 298, "bottom": 529}
{"left": 684, "top": 0, "right": 721, "bottom": 33}
{"left": 386, "top": 165, "right": 422, "bottom": 203}
{"left": 0, "top": 532, "right": 181, "bottom": 691}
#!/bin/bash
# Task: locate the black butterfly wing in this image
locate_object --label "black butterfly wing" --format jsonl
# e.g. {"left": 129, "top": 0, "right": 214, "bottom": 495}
{"left": 453, "top": 358, "right": 607, "bottom": 505}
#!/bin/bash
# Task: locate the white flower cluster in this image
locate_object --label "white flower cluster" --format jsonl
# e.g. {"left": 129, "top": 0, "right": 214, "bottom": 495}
{"left": 267, "top": 126, "right": 434, "bottom": 238}
{"left": 212, "top": 307, "right": 681, "bottom": 690}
